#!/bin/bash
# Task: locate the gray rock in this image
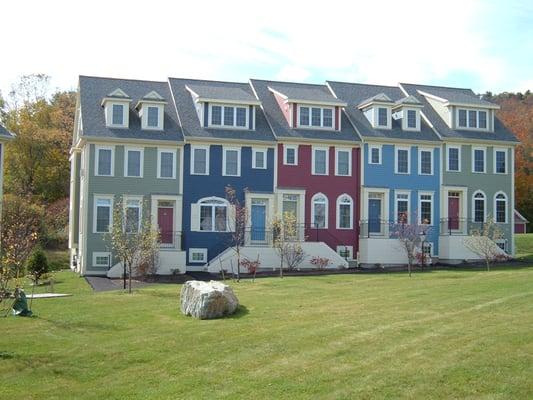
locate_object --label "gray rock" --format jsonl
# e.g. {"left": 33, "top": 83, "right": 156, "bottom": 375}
{"left": 180, "top": 280, "right": 239, "bottom": 319}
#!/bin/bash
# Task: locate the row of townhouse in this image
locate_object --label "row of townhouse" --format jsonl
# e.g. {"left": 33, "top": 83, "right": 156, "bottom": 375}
{"left": 68, "top": 75, "right": 518, "bottom": 276}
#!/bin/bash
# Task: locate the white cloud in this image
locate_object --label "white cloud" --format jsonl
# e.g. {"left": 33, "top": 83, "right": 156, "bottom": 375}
{"left": 0, "top": 0, "right": 522, "bottom": 95}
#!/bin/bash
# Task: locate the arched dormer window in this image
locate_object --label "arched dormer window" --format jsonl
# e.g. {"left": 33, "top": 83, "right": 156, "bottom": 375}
{"left": 336, "top": 194, "right": 353, "bottom": 229}
{"left": 472, "top": 191, "right": 486, "bottom": 223}
{"left": 311, "top": 193, "right": 328, "bottom": 229}
{"left": 494, "top": 192, "right": 508, "bottom": 223}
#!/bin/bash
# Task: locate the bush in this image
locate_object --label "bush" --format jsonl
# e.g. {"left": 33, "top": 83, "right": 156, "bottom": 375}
{"left": 27, "top": 248, "right": 50, "bottom": 284}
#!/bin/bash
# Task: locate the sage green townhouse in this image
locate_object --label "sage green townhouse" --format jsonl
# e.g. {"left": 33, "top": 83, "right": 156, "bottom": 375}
{"left": 401, "top": 84, "right": 519, "bottom": 262}
{"left": 69, "top": 77, "right": 186, "bottom": 276}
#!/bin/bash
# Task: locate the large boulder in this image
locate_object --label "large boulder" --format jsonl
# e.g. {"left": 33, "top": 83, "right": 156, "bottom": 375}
{"left": 180, "top": 280, "right": 239, "bottom": 319}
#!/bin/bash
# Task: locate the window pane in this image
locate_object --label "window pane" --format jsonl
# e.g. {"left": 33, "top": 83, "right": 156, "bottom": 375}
{"left": 147, "top": 106, "right": 159, "bottom": 127}
{"left": 160, "top": 152, "right": 174, "bottom": 178}
{"left": 458, "top": 109, "right": 467, "bottom": 127}
{"left": 200, "top": 206, "right": 213, "bottom": 231}
{"left": 496, "top": 151, "right": 506, "bottom": 173}
{"left": 311, "top": 108, "right": 321, "bottom": 126}
{"left": 254, "top": 151, "right": 264, "bottom": 168}
{"left": 224, "top": 106, "right": 234, "bottom": 126}
{"left": 286, "top": 148, "right": 295, "bottom": 164}
{"left": 474, "top": 149, "right": 484, "bottom": 172}
{"left": 421, "top": 150, "right": 432, "bottom": 174}
{"left": 211, "top": 106, "right": 222, "bottom": 125}
{"left": 215, "top": 206, "right": 227, "bottom": 231}
{"left": 314, "top": 150, "right": 327, "bottom": 174}
{"left": 339, "top": 204, "right": 351, "bottom": 228}
{"left": 468, "top": 110, "right": 477, "bottom": 128}
{"left": 479, "top": 111, "right": 487, "bottom": 128}
{"left": 236, "top": 107, "right": 247, "bottom": 127}
{"left": 225, "top": 150, "right": 239, "bottom": 175}
{"left": 112, "top": 104, "right": 123, "bottom": 125}
{"left": 407, "top": 110, "right": 417, "bottom": 128}
{"left": 378, "top": 108, "right": 388, "bottom": 126}
{"left": 397, "top": 149, "right": 408, "bottom": 173}
{"left": 96, "top": 202, "right": 111, "bottom": 232}
{"left": 300, "top": 107, "right": 309, "bottom": 126}
{"left": 313, "top": 201, "right": 326, "bottom": 228}
{"left": 127, "top": 150, "right": 141, "bottom": 177}
{"left": 496, "top": 199, "right": 506, "bottom": 223}
{"left": 125, "top": 205, "right": 140, "bottom": 233}
{"left": 193, "top": 148, "right": 207, "bottom": 174}
{"left": 323, "top": 108, "right": 333, "bottom": 127}
{"left": 448, "top": 148, "right": 459, "bottom": 171}
{"left": 397, "top": 199, "right": 408, "bottom": 222}
{"left": 474, "top": 199, "right": 484, "bottom": 222}
{"left": 371, "top": 148, "right": 380, "bottom": 164}
{"left": 98, "top": 149, "right": 112, "bottom": 175}
{"left": 337, "top": 151, "right": 349, "bottom": 175}
{"left": 420, "top": 196, "right": 432, "bottom": 224}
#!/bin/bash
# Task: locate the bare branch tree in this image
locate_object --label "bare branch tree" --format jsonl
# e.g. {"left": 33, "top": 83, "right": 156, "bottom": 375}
{"left": 225, "top": 185, "right": 248, "bottom": 282}
{"left": 271, "top": 212, "right": 305, "bottom": 277}
{"left": 463, "top": 217, "right": 505, "bottom": 271}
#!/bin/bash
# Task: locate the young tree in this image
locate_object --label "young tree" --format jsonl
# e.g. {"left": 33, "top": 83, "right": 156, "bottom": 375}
{"left": 240, "top": 256, "right": 260, "bottom": 282}
{"left": 225, "top": 185, "right": 248, "bottom": 282}
{"left": 463, "top": 218, "right": 505, "bottom": 271}
{"left": 104, "top": 197, "right": 160, "bottom": 293}
{"left": 271, "top": 211, "right": 305, "bottom": 277}
{"left": 391, "top": 216, "right": 430, "bottom": 278}
{"left": 26, "top": 248, "right": 50, "bottom": 285}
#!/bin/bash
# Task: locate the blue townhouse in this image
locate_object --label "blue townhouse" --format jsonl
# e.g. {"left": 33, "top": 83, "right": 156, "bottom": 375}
{"left": 168, "top": 78, "right": 276, "bottom": 269}
{"left": 328, "top": 81, "right": 442, "bottom": 266}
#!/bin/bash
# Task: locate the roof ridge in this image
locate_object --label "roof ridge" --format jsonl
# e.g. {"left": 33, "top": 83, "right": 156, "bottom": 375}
{"left": 400, "top": 82, "right": 472, "bottom": 91}
{"left": 252, "top": 78, "right": 328, "bottom": 88}
{"left": 79, "top": 75, "right": 167, "bottom": 84}
{"left": 328, "top": 80, "right": 399, "bottom": 89}
{"left": 169, "top": 77, "right": 249, "bottom": 86}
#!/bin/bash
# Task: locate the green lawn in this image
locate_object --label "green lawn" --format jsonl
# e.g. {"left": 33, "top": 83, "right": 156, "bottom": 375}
{"left": 2, "top": 268, "right": 533, "bottom": 399}
{"left": 515, "top": 233, "right": 533, "bottom": 261}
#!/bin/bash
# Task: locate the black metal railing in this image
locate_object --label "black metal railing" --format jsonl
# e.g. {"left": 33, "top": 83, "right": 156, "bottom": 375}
{"left": 359, "top": 219, "right": 392, "bottom": 238}
{"left": 439, "top": 219, "right": 498, "bottom": 236}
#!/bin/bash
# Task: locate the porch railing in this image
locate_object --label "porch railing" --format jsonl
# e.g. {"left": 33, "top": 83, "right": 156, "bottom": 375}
{"left": 158, "top": 231, "right": 183, "bottom": 250}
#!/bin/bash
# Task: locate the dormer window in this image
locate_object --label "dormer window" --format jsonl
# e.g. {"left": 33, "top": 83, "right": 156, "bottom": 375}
{"left": 102, "top": 88, "right": 131, "bottom": 128}
{"left": 209, "top": 104, "right": 248, "bottom": 128}
{"left": 147, "top": 106, "right": 159, "bottom": 128}
{"left": 112, "top": 104, "right": 124, "bottom": 125}
{"left": 298, "top": 106, "right": 334, "bottom": 129}
{"left": 377, "top": 108, "right": 388, "bottom": 127}
{"left": 358, "top": 93, "right": 394, "bottom": 130}
{"left": 136, "top": 91, "right": 167, "bottom": 131}
{"left": 407, "top": 110, "right": 417, "bottom": 128}
{"left": 457, "top": 109, "right": 488, "bottom": 130}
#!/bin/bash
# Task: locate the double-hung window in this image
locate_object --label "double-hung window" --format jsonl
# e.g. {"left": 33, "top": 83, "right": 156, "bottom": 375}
{"left": 473, "top": 192, "right": 486, "bottom": 223}
{"left": 419, "top": 149, "right": 433, "bottom": 175}
{"left": 158, "top": 149, "right": 176, "bottom": 179}
{"left": 337, "top": 194, "right": 353, "bottom": 229}
{"left": 311, "top": 193, "right": 328, "bottom": 229}
{"left": 395, "top": 192, "right": 409, "bottom": 223}
{"left": 112, "top": 104, "right": 124, "bottom": 126}
{"left": 495, "top": 193, "right": 507, "bottom": 223}
{"left": 147, "top": 106, "right": 159, "bottom": 128}
{"left": 447, "top": 146, "right": 460, "bottom": 172}
{"left": 406, "top": 110, "right": 417, "bottom": 129}
{"left": 94, "top": 197, "right": 112, "bottom": 233}
{"left": 369, "top": 146, "right": 381, "bottom": 164}
{"left": 299, "top": 106, "right": 334, "bottom": 128}
{"left": 96, "top": 146, "right": 114, "bottom": 176}
{"left": 395, "top": 147, "right": 410, "bottom": 174}
{"left": 419, "top": 193, "right": 433, "bottom": 225}
{"left": 377, "top": 107, "right": 388, "bottom": 127}
{"left": 473, "top": 148, "right": 486, "bottom": 173}
{"left": 199, "top": 199, "right": 227, "bottom": 232}
{"left": 125, "top": 148, "right": 143, "bottom": 177}
{"left": 252, "top": 148, "right": 267, "bottom": 169}
{"left": 284, "top": 145, "right": 298, "bottom": 165}
{"left": 494, "top": 149, "right": 507, "bottom": 174}
{"left": 223, "top": 148, "right": 240, "bottom": 176}
{"left": 125, "top": 198, "right": 141, "bottom": 233}
{"left": 335, "top": 149, "right": 351, "bottom": 176}
{"left": 210, "top": 105, "right": 248, "bottom": 128}
{"left": 312, "top": 147, "right": 329, "bottom": 175}
{"left": 191, "top": 146, "right": 209, "bottom": 175}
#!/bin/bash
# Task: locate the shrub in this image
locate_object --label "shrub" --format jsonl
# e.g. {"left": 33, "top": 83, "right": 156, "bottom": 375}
{"left": 240, "top": 258, "right": 260, "bottom": 281}
{"left": 310, "top": 256, "right": 331, "bottom": 270}
{"left": 27, "top": 248, "right": 50, "bottom": 285}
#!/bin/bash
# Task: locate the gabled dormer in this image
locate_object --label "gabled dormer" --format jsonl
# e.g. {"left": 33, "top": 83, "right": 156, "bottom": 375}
{"left": 417, "top": 89, "right": 499, "bottom": 132}
{"left": 101, "top": 88, "right": 132, "bottom": 128}
{"left": 392, "top": 95, "right": 423, "bottom": 131}
{"left": 186, "top": 83, "right": 260, "bottom": 130}
{"left": 357, "top": 93, "right": 394, "bottom": 129}
{"left": 268, "top": 85, "right": 346, "bottom": 131}
{"left": 135, "top": 91, "right": 167, "bottom": 131}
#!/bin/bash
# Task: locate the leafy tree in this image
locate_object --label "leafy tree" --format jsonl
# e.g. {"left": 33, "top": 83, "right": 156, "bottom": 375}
{"left": 26, "top": 247, "right": 49, "bottom": 285}
{"left": 390, "top": 215, "right": 431, "bottom": 277}
{"left": 225, "top": 185, "right": 248, "bottom": 281}
{"left": 271, "top": 212, "right": 305, "bottom": 277}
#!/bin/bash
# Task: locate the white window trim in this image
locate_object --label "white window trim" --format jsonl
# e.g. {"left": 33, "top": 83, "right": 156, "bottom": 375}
{"left": 369, "top": 145, "right": 382, "bottom": 165}
{"left": 334, "top": 148, "right": 352, "bottom": 176}
{"left": 297, "top": 105, "right": 335, "bottom": 130}
{"left": 189, "top": 248, "right": 208, "bottom": 263}
{"left": 252, "top": 148, "right": 267, "bottom": 169}
{"left": 493, "top": 148, "right": 508, "bottom": 174}
{"left": 311, "top": 192, "right": 329, "bottom": 229}
{"left": 222, "top": 147, "right": 241, "bottom": 177}
{"left": 472, "top": 190, "right": 487, "bottom": 223}
{"left": 157, "top": 148, "right": 177, "bottom": 179}
{"left": 394, "top": 190, "right": 411, "bottom": 223}
{"left": 190, "top": 145, "right": 210, "bottom": 176}
{"left": 283, "top": 145, "right": 298, "bottom": 165}
{"left": 395, "top": 146, "right": 411, "bottom": 175}
{"left": 107, "top": 102, "right": 129, "bottom": 128}
{"left": 494, "top": 191, "right": 508, "bottom": 224}
{"left": 92, "top": 252, "right": 111, "bottom": 268}
{"left": 446, "top": 145, "right": 461, "bottom": 172}
{"left": 376, "top": 107, "right": 391, "bottom": 129}
{"left": 456, "top": 108, "right": 490, "bottom": 131}
{"left": 403, "top": 108, "right": 420, "bottom": 131}
{"left": 312, "top": 146, "right": 329, "bottom": 176}
{"left": 471, "top": 147, "right": 486, "bottom": 173}
{"left": 93, "top": 195, "right": 114, "bottom": 234}
{"left": 418, "top": 191, "right": 434, "bottom": 225}
{"left": 208, "top": 104, "right": 249, "bottom": 129}
{"left": 336, "top": 194, "right": 354, "bottom": 229}
{"left": 124, "top": 147, "right": 144, "bottom": 178}
{"left": 123, "top": 195, "right": 143, "bottom": 233}
{"left": 95, "top": 145, "right": 115, "bottom": 177}
{"left": 197, "top": 196, "right": 231, "bottom": 233}
{"left": 418, "top": 148, "right": 433, "bottom": 176}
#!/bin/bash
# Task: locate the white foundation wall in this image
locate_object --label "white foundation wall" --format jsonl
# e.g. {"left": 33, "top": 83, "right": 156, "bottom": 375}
{"left": 358, "top": 238, "right": 409, "bottom": 265}
{"left": 439, "top": 236, "right": 484, "bottom": 264}
{"left": 207, "top": 242, "right": 349, "bottom": 273}
{"left": 107, "top": 250, "right": 186, "bottom": 278}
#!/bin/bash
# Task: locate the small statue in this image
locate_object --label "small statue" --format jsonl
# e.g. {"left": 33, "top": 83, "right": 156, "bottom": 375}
{"left": 12, "top": 287, "right": 32, "bottom": 317}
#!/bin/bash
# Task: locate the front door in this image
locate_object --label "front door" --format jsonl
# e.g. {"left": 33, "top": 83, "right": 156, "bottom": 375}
{"left": 448, "top": 193, "right": 460, "bottom": 230}
{"left": 157, "top": 206, "right": 174, "bottom": 245}
{"left": 368, "top": 198, "right": 382, "bottom": 234}
{"left": 251, "top": 201, "right": 266, "bottom": 242}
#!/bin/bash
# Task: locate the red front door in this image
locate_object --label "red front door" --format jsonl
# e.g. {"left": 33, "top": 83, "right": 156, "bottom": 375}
{"left": 157, "top": 207, "right": 174, "bottom": 244}
{"left": 448, "top": 196, "right": 460, "bottom": 230}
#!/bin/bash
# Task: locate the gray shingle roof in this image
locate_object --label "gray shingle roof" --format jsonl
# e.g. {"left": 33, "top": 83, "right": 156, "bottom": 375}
{"left": 267, "top": 81, "right": 346, "bottom": 106}
{"left": 250, "top": 79, "right": 360, "bottom": 142}
{"left": 185, "top": 82, "right": 259, "bottom": 104}
{"left": 400, "top": 83, "right": 519, "bottom": 143}
{"left": 358, "top": 93, "right": 394, "bottom": 108}
{"left": 0, "top": 123, "right": 14, "bottom": 139}
{"left": 168, "top": 78, "right": 276, "bottom": 142}
{"left": 79, "top": 76, "right": 183, "bottom": 142}
{"left": 408, "top": 84, "right": 497, "bottom": 107}
{"left": 327, "top": 81, "right": 441, "bottom": 142}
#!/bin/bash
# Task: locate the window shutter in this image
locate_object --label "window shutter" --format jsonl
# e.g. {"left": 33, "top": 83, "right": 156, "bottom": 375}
{"left": 228, "top": 205, "right": 236, "bottom": 232}
{"left": 190, "top": 203, "right": 200, "bottom": 232}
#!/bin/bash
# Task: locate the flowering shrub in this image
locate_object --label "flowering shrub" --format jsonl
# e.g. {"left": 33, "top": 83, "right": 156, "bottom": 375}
{"left": 310, "top": 256, "right": 331, "bottom": 270}
{"left": 240, "top": 258, "right": 260, "bottom": 281}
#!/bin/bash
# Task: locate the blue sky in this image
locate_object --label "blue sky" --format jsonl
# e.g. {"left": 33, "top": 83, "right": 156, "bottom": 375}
{"left": 1, "top": 0, "right": 532, "bottom": 98}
